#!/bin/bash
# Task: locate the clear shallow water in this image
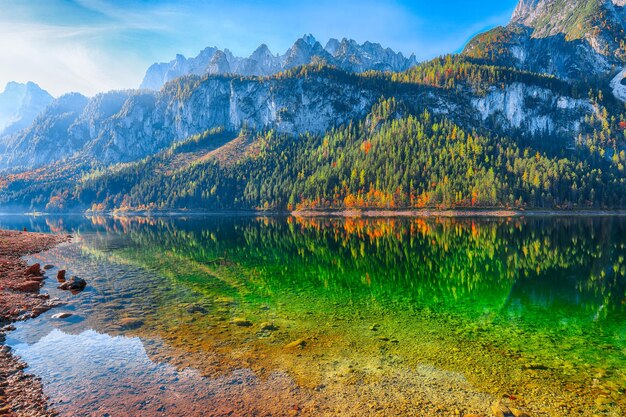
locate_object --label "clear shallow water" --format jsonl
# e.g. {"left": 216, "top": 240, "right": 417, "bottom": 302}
{"left": 1, "top": 215, "right": 625, "bottom": 416}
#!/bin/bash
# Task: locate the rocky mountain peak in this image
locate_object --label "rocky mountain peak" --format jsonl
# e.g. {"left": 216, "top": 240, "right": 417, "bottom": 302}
{"left": 4, "top": 81, "right": 26, "bottom": 93}
{"left": 139, "top": 35, "right": 418, "bottom": 90}
{"left": 324, "top": 38, "right": 340, "bottom": 55}
{"left": 2, "top": 81, "right": 47, "bottom": 96}
{"left": 464, "top": 0, "right": 625, "bottom": 83}
{"left": 301, "top": 33, "right": 318, "bottom": 47}
{"left": 510, "top": 0, "right": 624, "bottom": 41}
{"left": 252, "top": 44, "right": 272, "bottom": 55}
{"left": 511, "top": 0, "right": 543, "bottom": 22}
{"left": 283, "top": 36, "right": 330, "bottom": 68}
{"left": 0, "top": 81, "right": 54, "bottom": 137}
{"left": 207, "top": 50, "right": 231, "bottom": 75}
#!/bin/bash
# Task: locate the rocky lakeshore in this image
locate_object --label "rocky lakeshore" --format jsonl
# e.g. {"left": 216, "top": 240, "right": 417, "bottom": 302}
{"left": 0, "top": 230, "right": 69, "bottom": 416}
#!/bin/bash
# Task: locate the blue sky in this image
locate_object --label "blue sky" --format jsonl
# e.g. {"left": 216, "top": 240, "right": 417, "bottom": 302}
{"left": 0, "top": 0, "right": 519, "bottom": 96}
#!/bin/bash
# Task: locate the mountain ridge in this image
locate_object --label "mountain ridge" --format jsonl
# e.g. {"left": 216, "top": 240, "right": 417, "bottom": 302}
{"left": 140, "top": 34, "right": 418, "bottom": 90}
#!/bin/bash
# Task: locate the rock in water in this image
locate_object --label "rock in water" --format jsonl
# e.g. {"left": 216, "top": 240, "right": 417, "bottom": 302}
{"left": 491, "top": 402, "right": 513, "bottom": 417}
{"left": 51, "top": 312, "right": 72, "bottom": 319}
{"left": 43, "top": 265, "right": 54, "bottom": 270}
{"left": 259, "top": 322, "right": 278, "bottom": 331}
{"left": 285, "top": 339, "right": 306, "bottom": 349}
{"left": 25, "top": 263, "right": 42, "bottom": 276}
{"left": 58, "top": 276, "right": 87, "bottom": 292}
{"left": 232, "top": 318, "right": 253, "bottom": 327}
{"left": 510, "top": 408, "right": 531, "bottom": 417}
{"left": 119, "top": 317, "right": 143, "bottom": 329}
{"left": 185, "top": 304, "right": 208, "bottom": 314}
{"left": 56, "top": 270, "right": 66, "bottom": 282}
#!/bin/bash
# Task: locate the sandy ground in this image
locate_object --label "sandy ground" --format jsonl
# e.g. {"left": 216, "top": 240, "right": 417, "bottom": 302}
{"left": 0, "top": 230, "right": 69, "bottom": 417}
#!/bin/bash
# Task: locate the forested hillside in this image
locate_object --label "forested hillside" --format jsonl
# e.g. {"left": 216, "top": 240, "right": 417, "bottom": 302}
{"left": 5, "top": 92, "right": 625, "bottom": 212}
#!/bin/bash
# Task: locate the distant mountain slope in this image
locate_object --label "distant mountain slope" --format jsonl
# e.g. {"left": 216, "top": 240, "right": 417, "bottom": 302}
{"left": 0, "top": 82, "right": 53, "bottom": 137}
{"left": 463, "top": 0, "right": 626, "bottom": 86}
{"left": 140, "top": 34, "right": 418, "bottom": 90}
{"left": 0, "top": 93, "right": 89, "bottom": 170}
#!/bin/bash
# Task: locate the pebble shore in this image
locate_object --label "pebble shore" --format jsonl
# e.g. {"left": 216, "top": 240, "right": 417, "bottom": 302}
{"left": 0, "top": 230, "right": 68, "bottom": 417}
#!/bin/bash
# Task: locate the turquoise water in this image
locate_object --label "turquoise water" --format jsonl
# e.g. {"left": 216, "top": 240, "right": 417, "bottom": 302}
{"left": 1, "top": 215, "right": 625, "bottom": 416}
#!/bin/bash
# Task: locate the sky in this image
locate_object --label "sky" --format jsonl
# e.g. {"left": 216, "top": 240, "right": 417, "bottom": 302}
{"left": 0, "top": 0, "right": 520, "bottom": 97}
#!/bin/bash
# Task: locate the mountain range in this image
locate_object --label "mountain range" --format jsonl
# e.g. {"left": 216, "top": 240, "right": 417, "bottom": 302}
{"left": 140, "top": 34, "right": 418, "bottom": 90}
{"left": 1, "top": 0, "right": 625, "bottom": 212}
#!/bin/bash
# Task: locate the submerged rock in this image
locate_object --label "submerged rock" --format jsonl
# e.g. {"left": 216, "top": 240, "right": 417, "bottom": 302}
{"left": 43, "top": 264, "right": 55, "bottom": 270}
{"left": 510, "top": 408, "right": 531, "bottom": 417}
{"left": 522, "top": 362, "right": 548, "bottom": 370}
{"left": 119, "top": 317, "right": 144, "bottom": 329}
{"left": 259, "top": 322, "right": 278, "bottom": 331}
{"left": 491, "top": 402, "right": 513, "bottom": 417}
{"left": 215, "top": 297, "right": 236, "bottom": 305}
{"left": 51, "top": 312, "right": 73, "bottom": 319}
{"left": 25, "top": 263, "right": 42, "bottom": 276}
{"left": 232, "top": 318, "right": 253, "bottom": 327}
{"left": 56, "top": 270, "right": 66, "bottom": 282}
{"left": 185, "top": 304, "right": 208, "bottom": 314}
{"left": 284, "top": 339, "right": 306, "bottom": 349}
{"left": 58, "top": 275, "right": 86, "bottom": 292}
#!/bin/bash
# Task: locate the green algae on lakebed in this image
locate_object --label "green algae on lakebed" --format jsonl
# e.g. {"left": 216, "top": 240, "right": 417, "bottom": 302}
{"left": 4, "top": 215, "right": 626, "bottom": 416}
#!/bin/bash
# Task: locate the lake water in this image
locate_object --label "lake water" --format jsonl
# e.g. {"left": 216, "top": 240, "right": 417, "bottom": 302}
{"left": 1, "top": 215, "right": 625, "bottom": 416}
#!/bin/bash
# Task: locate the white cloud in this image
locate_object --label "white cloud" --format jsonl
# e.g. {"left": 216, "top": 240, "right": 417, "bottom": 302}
{"left": 0, "top": 19, "right": 145, "bottom": 96}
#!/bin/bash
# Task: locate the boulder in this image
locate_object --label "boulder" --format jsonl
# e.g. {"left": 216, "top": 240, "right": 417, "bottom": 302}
{"left": 119, "top": 317, "right": 144, "bottom": 328}
{"left": 510, "top": 409, "right": 531, "bottom": 417}
{"left": 25, "top": 263, "right": 42, "bottom": 276}
{"left": 14, "top": 280, "right": 41, "bottom": 292}
{"left": 285, "top": 339, "right": 306, "bottom": 349}
{"left": 259, "top": 322, "right": 278, "bottom": 331}
{"left": 56, "top": 270, "right": 66, "bottom": 282}
{"left": 491, "top": 402, "right": 513, "bottom": 417}
{"left": 232, "top": 318, "right": 253, "bottom": 327}
{"left": 58, "top": 276, "right": 86, "bottom": 292}
{"left": 185, "top": 304, "right": 208, "bottom": 314}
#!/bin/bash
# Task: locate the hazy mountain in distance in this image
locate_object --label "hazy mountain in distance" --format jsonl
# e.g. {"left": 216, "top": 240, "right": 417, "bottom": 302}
{"left": 0, "top": 81, "right": 54, "bottom": 137}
